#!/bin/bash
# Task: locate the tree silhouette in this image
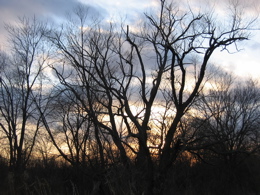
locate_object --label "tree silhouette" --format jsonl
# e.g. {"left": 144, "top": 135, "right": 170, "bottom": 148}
{"left": 0, "top": 1, "right": 257, "bottom": 194}
{"left": 45, "top": 1, "right": 255, "bottom": 193}
{"left": 0, "top": 17, "right": 50, "bottom": 189}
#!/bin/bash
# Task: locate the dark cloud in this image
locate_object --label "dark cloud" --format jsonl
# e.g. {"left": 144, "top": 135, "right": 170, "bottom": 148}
{"left": 37, "top": 0, "right": 82, "bottom": 17}
{"left": 0, "top": 0, "right": 108, "bottom": 48}
{"left": 0, "top": 0, "right": 79, "bottom": 18}
{"left": 0, "top": 0, "right": 105, "bottom": 22}
{"left": 35, "top": 0, "right": 107, "bottom": 19}
{"left": 0, "top": 0, "right": 77, "bottom": 46}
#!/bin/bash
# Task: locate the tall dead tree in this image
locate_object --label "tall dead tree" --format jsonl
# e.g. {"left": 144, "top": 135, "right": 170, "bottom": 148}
{"left": 0, "top": 17, "right": 50, "bottom": 186}
{"left": 119, "top": 0, "right": 255, "bottom": 193}
{"left": 46, "top": 1, "right": 255, "bottom": 194}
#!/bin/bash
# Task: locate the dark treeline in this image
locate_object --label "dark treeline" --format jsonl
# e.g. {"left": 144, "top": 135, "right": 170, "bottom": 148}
{"left": 0, "top": 1, "right": 259, "bottom": 194}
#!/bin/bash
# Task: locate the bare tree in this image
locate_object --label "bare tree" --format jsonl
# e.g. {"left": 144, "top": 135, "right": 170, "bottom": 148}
{"left": 45, "top": 5, "right": 131, "bottom": 168}
{"left": 117, "top": 1, "right": 255, "bottom": 192}
{"left": 44, "top": 1, "right": 255, "bottom": 194}
{"left": 50, "top": 88, "right": 101, "bottom": 168}
{"left": 0, "top": 17, "right": 50, "bottom": 183}
{"left": 190, "top": 71, "right": 260, "bottom": 167}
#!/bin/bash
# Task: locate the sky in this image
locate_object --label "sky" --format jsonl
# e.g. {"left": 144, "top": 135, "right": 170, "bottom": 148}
{"left": 0, "top": 0, "right": 260, "bottom": 79}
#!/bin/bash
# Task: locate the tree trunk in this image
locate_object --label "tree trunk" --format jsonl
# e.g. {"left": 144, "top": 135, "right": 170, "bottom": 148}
{"left": 157, "top": 111, "right": 184, "bottom": 192}
{"left": 136, "top": 139, "right": 154, "bottom": 195}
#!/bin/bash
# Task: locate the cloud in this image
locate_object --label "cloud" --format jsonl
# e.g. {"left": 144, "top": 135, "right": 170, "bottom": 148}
{"left": 1, "top": 0, "right": 259, "bottom": 72}
{"left": 0, "top": 0, "right": 80, "bottom": 18}
{"left": 0, "top": 0, "right": 107, "bottom": 48}
{"left": 78, "top": 0, "right": 159, "bottom": 25}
